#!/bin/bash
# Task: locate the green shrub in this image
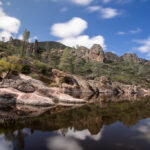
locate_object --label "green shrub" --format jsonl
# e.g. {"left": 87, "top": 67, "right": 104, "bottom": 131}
{"left": 21, "top": 64, "right": 31, "bottom": 74}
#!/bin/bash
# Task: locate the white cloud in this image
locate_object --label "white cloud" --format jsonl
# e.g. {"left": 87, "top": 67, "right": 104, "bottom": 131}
{"left": 0, "top": 7, "right": 21, "bottom": 41}
{"left": 0, "top": 1, "right": 2, "bottom": 6}
{"left": 70, "top": 0, "right": 92, "bottom": 5}
{"left": 117, "top": 28, "right": 142, "bottom": 35}
{"left": 0, "top": 30, "right": 12, "bottom": 41}
{"left": 60, "top": 35, "right": 106, "bottom": 49}
{"left": 51, "top": 17, "right": 87, "bottom": 38}
{"left": 134, "top": 37, "right": 150, "bottom": 53}
{"left": 130, "top": 28, "right": 142, "bottom": 34}
{"left": 101, "top": 0, "right": 134, "bottom": 4}
{"left": 88, "top": 6, "right": 120, "bottom": 19}
{"left": 52, "top": 0, "right": 92, "bottom": 6}
{"left": 51, "top": 17, "right": 106, "bottom": 49}
{"left": 0, "top": 8, "right": 21, "bottom": 33}
{"left": 47, "top": 136, "right": 82, "bottom": 150}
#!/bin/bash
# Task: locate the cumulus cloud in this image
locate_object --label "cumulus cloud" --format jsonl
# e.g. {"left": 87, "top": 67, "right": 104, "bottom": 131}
{"left": 50, "top": 17, "right": 106, "bottom": 49}
{"left": 59, "top": 35, "right": 106, "bottom": 49}
{"left": 88, "top": 6, "right": 120, "bottom": 19}
{"left": 0, "top": 7, "right": 21, "bottom": 41}
{"left": 51, "top": 17, "right": 87, "bottom": 38}
{"left": 117, "top": 28, "right": 142, "bottom": 35}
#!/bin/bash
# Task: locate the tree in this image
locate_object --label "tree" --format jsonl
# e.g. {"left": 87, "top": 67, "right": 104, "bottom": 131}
{"left": 59, "top": 48, "right": 75, "bottom": 73}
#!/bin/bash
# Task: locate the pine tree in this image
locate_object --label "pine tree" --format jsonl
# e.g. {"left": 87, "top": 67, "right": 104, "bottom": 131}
{"left": 59, "top": 48, "right": 75, "bottom": 73}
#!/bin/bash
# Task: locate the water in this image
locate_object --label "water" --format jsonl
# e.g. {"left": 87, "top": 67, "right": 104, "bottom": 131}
{"left": 1, "top": 96, "right": 150, "bottom": 150}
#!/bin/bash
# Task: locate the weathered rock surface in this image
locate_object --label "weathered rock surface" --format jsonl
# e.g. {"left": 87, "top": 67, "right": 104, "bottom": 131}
{"left": 0, "top": 74, "right": 86, "bottom": 106}
{"left": 89, "top": 44, "right": 105, "bottom": 62}
{"left": 52, "top": 69, "right": 150, "bottom": 96}
{"left": 121, "top": 53, "right": 141, "bottom": 63}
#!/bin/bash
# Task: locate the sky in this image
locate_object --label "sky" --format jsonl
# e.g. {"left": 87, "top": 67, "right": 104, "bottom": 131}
{"left": 0, "top": 0, "right": 150, "bottom": 59}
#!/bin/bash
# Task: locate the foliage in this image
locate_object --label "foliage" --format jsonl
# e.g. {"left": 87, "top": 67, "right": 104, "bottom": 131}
{"left": 59, "top": 48, "right": 75, "bottom": 73}
{"left": 21, "top": 64, "right": 31, "bottom": 74}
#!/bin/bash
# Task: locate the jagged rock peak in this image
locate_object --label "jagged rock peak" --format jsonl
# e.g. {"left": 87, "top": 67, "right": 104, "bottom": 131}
{"left": 89, "top": 44, "right": 105, "bottom": 62}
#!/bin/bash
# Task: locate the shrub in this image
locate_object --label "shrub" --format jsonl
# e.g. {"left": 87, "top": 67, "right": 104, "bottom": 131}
{"left": 21, "top": 64, "right": 31, "bottom": 74}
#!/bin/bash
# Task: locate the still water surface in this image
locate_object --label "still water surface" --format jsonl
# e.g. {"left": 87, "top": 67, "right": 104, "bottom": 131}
{"left": 1, "top": 96, "right": 150, "bottom": 150}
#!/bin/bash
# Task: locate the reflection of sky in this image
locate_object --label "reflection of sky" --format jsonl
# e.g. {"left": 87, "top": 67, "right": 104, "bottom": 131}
{"left": 133, "top": 119, "right": 150, "bottom": 143}
{"left": 58, "top": 127, "right": 104, "bottom": 141}
{"left": 47, "top": 136, "right": 83, "bottom": 150}
{"left": 47, "top": 127, "right": 104, "bottom": 150}
{"left": 0, "top": 134, "right": 13, "bottom": 150}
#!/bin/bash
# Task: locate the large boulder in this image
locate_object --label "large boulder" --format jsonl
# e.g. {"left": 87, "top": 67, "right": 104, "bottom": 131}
{"left": 89, "top": 44, "right": 105, "bottom": 62}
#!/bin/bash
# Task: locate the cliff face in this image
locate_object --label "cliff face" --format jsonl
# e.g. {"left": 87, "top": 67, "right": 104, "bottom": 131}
{"left": 40, "top": 43, "right": 146, "bottom": 64}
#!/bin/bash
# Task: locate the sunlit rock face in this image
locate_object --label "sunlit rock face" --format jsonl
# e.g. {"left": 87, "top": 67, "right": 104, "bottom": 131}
{"left": 75, "top": 46, "right": 89, "bottom": 62}
{"left": 89, "top": 44, "right": 105, "bottom": 62}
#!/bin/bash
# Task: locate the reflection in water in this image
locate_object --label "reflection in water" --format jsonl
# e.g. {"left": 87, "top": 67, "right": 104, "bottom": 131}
{"left": 1, "top": 96, "right": 150, "bottom": 149}
{"left": 47, "top": 136, "right": 83, "bottom": 150}
{"left": 58, "top": 128, "right": 103, "bottom": 141}
{"left": 134, "top": 119, "right": 150, "bottom": 143}
{"left": 0, "top": 134, "right": 13, "bottom": 150}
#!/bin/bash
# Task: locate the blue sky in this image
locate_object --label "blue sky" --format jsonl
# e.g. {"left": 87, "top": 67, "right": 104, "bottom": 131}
{"left": 0, "top": 0, "right": 150, "bottom": 59}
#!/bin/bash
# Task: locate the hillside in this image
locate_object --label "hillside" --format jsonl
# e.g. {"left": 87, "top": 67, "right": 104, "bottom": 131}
{"left": 1, "top": 38, "right": 150, "bottom": 89}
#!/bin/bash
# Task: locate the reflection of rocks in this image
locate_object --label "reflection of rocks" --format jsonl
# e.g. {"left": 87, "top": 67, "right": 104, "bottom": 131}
{"left": 0, "top": 97, "right": 150, "bottom": 140}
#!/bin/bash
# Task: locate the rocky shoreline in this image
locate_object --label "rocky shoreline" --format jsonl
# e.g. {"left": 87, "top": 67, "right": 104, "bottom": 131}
{"left": 52, "top": 69, "right": 150, "bottom": 96}
{"left": 0, "top": 69, "right": 150, "bottom": 107}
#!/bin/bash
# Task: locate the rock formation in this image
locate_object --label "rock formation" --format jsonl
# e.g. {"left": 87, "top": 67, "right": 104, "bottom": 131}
{"left": 52, "top": 69, "right": 150, "bottom": 95}
{"left": 105, "top": 52, "right": 120, "bottom": 62}
{"left": 89, "top": 44, "right": 105, "bottom": 62}
{"left": 0, "top": 73, "right": 86, "bottom": 106}
{"left": 9, "top": 36, "right": 14, "bottom": 47}
{"left": 121, "top": 53, "right": 141, "bottom": 63}
{"left": 33, "top": 39, "right": 38, "bottom": 56}
{"left": 75, "top": 46, "right": 89, "bottom": 62}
